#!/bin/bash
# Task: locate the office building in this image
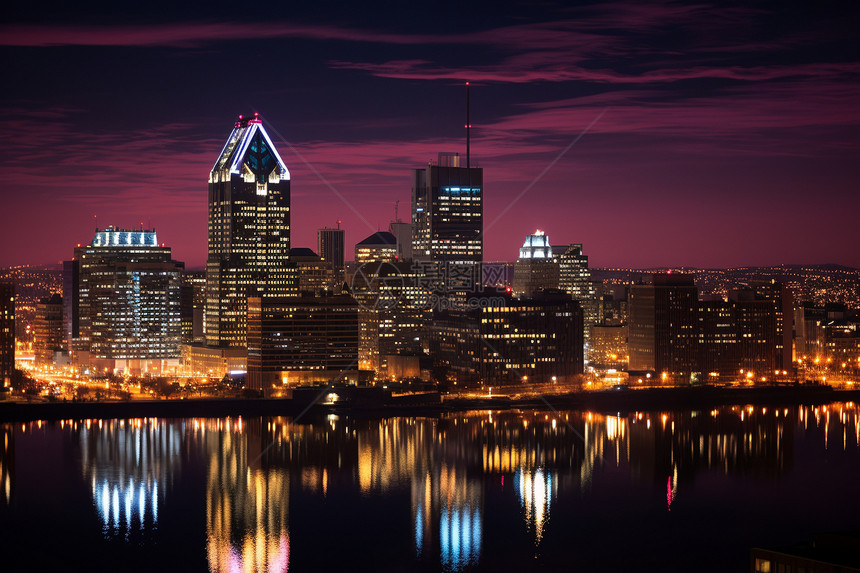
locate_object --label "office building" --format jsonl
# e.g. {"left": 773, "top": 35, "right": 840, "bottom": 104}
{"left": 355, "top": 231, "right": 398, "bottom": 264}
{"left": 0, "top": 282, "right": 13, "bottom": 390}
{"left": 431, "top": 291, "right": 583, "bottom": 387}
{"left": 247, "top": 294, "right": 361, "bottom": 393}
{"left": 554, "top": 243, "right": 597, "bottom": 359}
{"left": 34, "top": 294, "right": 64, "bottom": 366}
{"left": 180, "top": 272, "right": 206, "bottom": 344}
{"left": 389, "top": 220, "right": 413, "bottom": 261}
{"left": 628, "top": 273, "right": 698, "bottom": 382}
{"left": 349, "top": 261, "right": 431, "bottom": 376}
{"left": 411, "top": 152, "right": 483, "bottom": 285}
{"left": 291, "top": 248, "right": 338, "bottom": 294}
{"left": 67, "top": 227, "right": 184, "bottom": 374}
{"left": 512, "top": 230, "right": 558, "bottom": 297}
{"left": 318, "top": 224, "right": 345, "bottom": 271}
{"left": 206, "top": 113, "right": 293, "bottom": 347}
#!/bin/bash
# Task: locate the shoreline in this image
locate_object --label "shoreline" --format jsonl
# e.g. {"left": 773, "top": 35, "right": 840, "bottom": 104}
{"left": 1, "top": 385, "right": 857, "bottom": 422}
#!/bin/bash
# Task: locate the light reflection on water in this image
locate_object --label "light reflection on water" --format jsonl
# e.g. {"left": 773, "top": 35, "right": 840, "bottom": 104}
{"left": 2, "top": 402, "right": 859, "bottom": 572}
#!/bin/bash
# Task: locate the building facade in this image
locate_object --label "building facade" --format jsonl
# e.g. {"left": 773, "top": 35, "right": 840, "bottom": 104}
{"left": 66, "top": 227, "right": 184, "bottom": 374}
{"left": 554, "top": 243, "right": 597, "bottom": 360}
{"left": 247, "top": 294, "right": 361, "bottom": 393}
{"left": 431, "top": 291, "right": 583, "bottom": 387}
{"left": 628, "top": 273, "right": 698, "bottom": 382}
{"left": 206, "top": 113, "right": 293, "bottom": 347}
{"left": 512, "top": 230, "right": 559, "bottom": 297}
{"left": 0, "top": 282, "right": 13, "bottom": 390}
{"left": 34, "top": 294, "right": 64, "bottom": 366}
{"left": 411, "top": 152, "right": 483, "bottom": 275}
{"left": 317, "top": 225, "right": 345, "bottom": 272}
{"left": 355, "top": 232, "right": 398, "bottom": 264}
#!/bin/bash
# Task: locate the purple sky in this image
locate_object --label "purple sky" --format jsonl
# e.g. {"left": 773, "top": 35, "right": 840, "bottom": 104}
{"left": 1, "top": 1, "right": 858, "bottom": 269}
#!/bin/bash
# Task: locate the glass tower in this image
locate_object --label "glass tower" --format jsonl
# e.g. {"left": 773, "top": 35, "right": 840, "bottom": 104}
{"left": 206, "top": 114, "right": 293, "bottom": 347}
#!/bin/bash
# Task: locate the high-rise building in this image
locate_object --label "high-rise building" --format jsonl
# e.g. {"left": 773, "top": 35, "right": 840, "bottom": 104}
{"left": 247, "top": 294, "right": 361, "bottom": 393}
{"left": 348, "top": 261, "right": 431, "bottom": 376}
{"left": 34, "top": 294, "right": 64, "bottom": 366}
{"left": 628, "top": 273, "right": 698, "bottom": 382}
{"left": 411, "top": 152, "right": 483, "bottom": 269}
{"left": 355, "top": 232, "right": 398, "bottom": 264}
{"left": 554, "top": 243, "right": 597, "bottom": 359}
{"left": 512, "top": 230, "right": 558, "bottom": 297}
{"left": 206, "top": 113, "right": 293, "bottom": 347}
{"left": 67, "top": 227, "right": 184, "bottom": 374}
{"left": 0, "top": 282, "right": 14, "bottom": 390}
{"left": 318, "top": 225, "right": 345, "bottom": 271}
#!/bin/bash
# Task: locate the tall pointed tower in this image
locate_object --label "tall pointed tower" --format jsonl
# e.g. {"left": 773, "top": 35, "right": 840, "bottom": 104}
{"left": 206, "top": 113, "right": 293, "bottom": 347}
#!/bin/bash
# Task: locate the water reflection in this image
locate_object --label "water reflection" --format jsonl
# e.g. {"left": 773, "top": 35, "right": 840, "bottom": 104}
{"left": 79, "top": 418, "right": 180, "bottom": 536}
{"left": 2, "top": 401, "right": 858, "bottom": 572}
{"left": 196, "top": 418, "right": 290, "bottom": 573}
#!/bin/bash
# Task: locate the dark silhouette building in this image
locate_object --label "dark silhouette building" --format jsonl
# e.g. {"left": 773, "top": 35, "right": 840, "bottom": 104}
{"left": 317, "top": 225, "right": 345, "bottom": 272}
{"left": 628, "top": 273, "right": 698, "bottom": 382}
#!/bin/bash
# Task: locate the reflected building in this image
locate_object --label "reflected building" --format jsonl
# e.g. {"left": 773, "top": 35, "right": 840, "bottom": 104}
{"left": 196, "top": 418, "right": 291, "bottom": 573}
{"left": 78, "top": 418, "right": 183, "bottom": 535}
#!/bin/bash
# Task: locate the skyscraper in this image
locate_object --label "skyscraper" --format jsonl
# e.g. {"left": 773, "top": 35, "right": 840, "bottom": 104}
{"left": 67, "top": 227, "right": 184, "bottom": 374}
{"left": 206, "top": 113, "right": 293, "bottom": 347}
{"left": 317, "top": 225, "right": 345, "bottom": 272}
{"left": 628, "top": 273, "right": 698, "bottom": 383}
{"left": 411, "top": 152, "right": 483, "bottom": 267}
{"left": 512, "top": 230, "right": 558, "bottom": 297}
{"left": 0, "top": 282, "right": 14, "bottom": 390}
{"left": 554, "top": 243, "right": 597, "bottom": 358}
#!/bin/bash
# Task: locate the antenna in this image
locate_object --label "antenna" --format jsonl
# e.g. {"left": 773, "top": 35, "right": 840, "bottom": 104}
{"left": 395, "top": 199, "right": 400, "bottom": 222}
{"left": 465, "top": 81, "right": 471, "bottom": 169}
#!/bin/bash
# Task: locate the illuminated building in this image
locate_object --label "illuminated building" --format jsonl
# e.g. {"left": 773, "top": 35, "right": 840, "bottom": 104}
{"left": 349, "top": 261, "right": 431, "bottom": 376}
{"left": 431, "top": 290, "right": 583, "bottom": 386}
{"left": 411, "top": 152, "right": 482, "bottom": 289}
{"left": 180, "top": 272, "right": 205, "bottom": 344}
{"left": 748, "top": 281, "right": 793, "bottom": 372}
{"left": 554, "top": 243, "right": 597, "bottom": 359}
{"left": 34, "top": 294, "right": 64, "bottom": 366}
{"left": 67, "top": 227, "right": 184, "bottom": 374}
{"left": 247, "top": 294, "right": 361, "bottom": 393}
{"left": 62, "top": 259, "right": 79, "bottom": 354}
{"left": 180, "top": 343, "right": 247, "bottom": 377}
{"left": 206, "top": 113, "right": 293, "bottom": 348}
{"left": 0, "top": 282, "right": 13, "bottom": 389}
{"left": 512, "top": 230, "right": 558, "bottom": 297}
{"left": 290, "top": 248, "right": 337, "bottom": 295}
{"left": 590, "top": 324, "right": 628, "bottom": 369}
{"left": 355, "top": 231, "right": 398, "bottom": 264}
{"left": 628, "top": 273, "right": 698, "bottom": 382}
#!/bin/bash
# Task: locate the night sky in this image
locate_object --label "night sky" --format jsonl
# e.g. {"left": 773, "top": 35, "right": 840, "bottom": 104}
{"left": 2, "top": 0, "right": 858, "bottom": 270}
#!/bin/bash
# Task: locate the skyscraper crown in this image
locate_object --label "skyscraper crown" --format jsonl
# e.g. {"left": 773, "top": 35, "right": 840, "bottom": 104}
{"left": 211, "top": 113, "right": 290, "bottom": 180}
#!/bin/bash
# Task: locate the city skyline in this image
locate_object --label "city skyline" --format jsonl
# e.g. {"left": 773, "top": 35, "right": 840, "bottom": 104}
{"left": 2, "top": 1, "right": 859, "bottom": 270}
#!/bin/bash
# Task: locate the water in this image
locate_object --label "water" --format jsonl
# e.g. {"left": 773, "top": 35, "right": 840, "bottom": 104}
{"left": 1, "top": 403, "right": 858, "bottom": 572}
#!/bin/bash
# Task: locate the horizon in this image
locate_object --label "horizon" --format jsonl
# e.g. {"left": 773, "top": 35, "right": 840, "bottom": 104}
{"left": 2, "top": 1, "right": 858, "bottom": 269}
